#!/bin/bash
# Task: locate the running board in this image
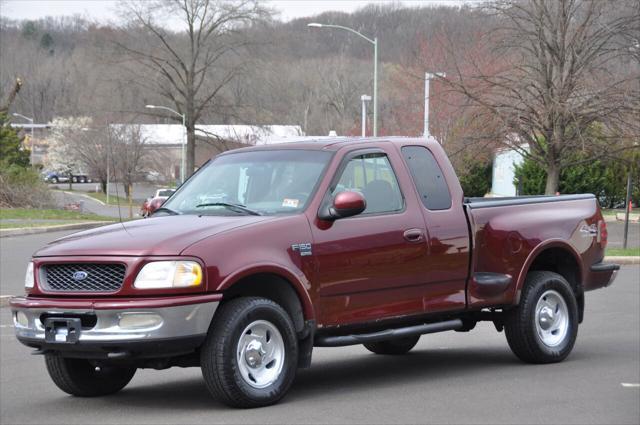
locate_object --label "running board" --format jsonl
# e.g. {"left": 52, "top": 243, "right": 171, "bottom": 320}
{"left": 314, "top": 319, "right": 464, "bottom": 347}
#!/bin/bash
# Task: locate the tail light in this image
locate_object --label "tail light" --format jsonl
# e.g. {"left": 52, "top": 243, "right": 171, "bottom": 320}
{"left": 597, "top": 220, "right": 608, "bottom": 248}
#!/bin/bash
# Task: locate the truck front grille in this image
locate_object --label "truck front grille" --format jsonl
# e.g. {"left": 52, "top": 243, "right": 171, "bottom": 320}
{"left": 42, "top": 263, "right": 126, "bottom": 292}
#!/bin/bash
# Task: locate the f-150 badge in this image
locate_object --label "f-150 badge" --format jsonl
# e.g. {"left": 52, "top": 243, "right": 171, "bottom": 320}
{"left": 291, "top": 243, "right": 312, "bottom": 256}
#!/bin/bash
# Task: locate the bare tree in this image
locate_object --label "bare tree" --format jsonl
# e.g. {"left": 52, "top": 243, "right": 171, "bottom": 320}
{"left": 442, "top": 0, "right": 640, "bottom": 193}
{"left": 110, "top": 124, "right": 147, "bottom": 202}
{"left": 114, "top": 0, "right": 269, "bottom": 177}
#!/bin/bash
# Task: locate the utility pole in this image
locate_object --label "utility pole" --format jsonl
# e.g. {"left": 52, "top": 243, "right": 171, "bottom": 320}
{"left": 623, "top": 172, "right": 632, "bottom": 249}
{"left": 360, "top": 95, "right": 371, "bottom": 137}
{"left": 308, "top": 23, "right": 379, "bottom": 136}
{"left": 424, "top": 72, "right": 445, "bottom": 139}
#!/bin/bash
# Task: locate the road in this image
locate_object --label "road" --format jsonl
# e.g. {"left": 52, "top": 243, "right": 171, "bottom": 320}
{"left": 0, "top": 227, "right": 638, "bottom": 424}
{"left": 50, "top": 182, "right": 166, "bottom": 202}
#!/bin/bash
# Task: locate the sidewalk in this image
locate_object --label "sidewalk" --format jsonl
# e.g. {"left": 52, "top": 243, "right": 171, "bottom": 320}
{"left": 52, "top": 190, "right": 137, "bottom": 219}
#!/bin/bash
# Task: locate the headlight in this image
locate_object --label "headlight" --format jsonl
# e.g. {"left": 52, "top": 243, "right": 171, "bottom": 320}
{"left": 24, "top": 262, "right": 34, "bottom": 289}
{"left": 134, "top": 261, "right": 203, "bottom": 289}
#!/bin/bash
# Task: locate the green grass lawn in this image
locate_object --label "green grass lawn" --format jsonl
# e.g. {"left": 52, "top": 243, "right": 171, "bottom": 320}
{"left": 0, "top": 208, "right": 114, "bottom": 222}
{"left": 606, "top": 247, "right": 640, "bottom": 257}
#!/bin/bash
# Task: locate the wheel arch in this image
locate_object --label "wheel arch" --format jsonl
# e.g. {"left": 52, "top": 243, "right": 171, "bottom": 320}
{"left": 217, "top": 264, "right": 315, "bottom": 334}
{"left": 516, "top": 240, "right": 585, "bottom": 322}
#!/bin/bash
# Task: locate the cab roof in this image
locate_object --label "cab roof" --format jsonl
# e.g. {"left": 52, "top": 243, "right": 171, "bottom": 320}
{"left": 219, "top": 136, "right": 439, "bottom": 155}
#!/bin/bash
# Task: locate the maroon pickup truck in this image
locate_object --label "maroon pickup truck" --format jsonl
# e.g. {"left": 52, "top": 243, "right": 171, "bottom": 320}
{"left": 11, "top": 137, "right": 619, "bottom": 408}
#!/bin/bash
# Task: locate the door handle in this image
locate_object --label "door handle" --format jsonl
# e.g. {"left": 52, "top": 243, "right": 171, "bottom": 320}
{"left": 403, "top": 228, "right": 424, "bottom": 243}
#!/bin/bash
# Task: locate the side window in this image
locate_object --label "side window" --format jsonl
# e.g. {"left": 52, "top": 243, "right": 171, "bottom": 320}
{"left": 331, "top": 152, "right": 403, "bottom": 214}
{"left": 401, "top": 146, "right": 451, "bottom": 210}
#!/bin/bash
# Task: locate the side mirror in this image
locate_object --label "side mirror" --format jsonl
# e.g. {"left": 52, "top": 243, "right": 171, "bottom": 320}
{"left": 319, "top": 191, "right": 366, "bottom": 220}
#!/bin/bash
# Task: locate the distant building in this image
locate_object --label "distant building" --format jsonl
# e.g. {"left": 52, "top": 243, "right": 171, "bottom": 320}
{"left": 111, "top": 124, "right": 304, "bottom": 181}
{"left": 491, "top": 145, "right": 528, "bottom": 196}
{"left": 9, "top": 123, "right": 52, "bottom": 166}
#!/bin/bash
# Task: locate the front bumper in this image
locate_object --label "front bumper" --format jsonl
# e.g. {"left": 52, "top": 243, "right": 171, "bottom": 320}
{"left": 10, "top": 294, "right": 220, "bottom": 358}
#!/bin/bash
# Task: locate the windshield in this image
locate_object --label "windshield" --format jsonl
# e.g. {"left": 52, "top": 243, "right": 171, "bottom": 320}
{"left": 161, "top": 149, "right": 332, "bottom": 216}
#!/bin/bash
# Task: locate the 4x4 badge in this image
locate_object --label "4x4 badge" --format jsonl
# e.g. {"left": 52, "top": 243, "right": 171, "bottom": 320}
{"left": 291, "top": 243, "right": 312, "bottom": 256}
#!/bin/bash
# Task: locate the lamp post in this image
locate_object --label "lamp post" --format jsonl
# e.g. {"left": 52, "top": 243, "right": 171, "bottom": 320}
{"left": 360, "top": 95, "right": 371, "bottom": 137}
{"left": 12, "top": 113, "right": 35, "bottom": 164}
{"left": 145, "top": 104, "right": 186, "bottom": 183}
{"left": 424, "top": 72, "right": 445, "bottom": 140}
{"left": 308, "top": 23, "right": 378, "bottom": 137}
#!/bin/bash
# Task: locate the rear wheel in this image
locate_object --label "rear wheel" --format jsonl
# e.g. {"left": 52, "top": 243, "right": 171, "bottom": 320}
{"left": 364, "top": 335, "right": 420, "bottom": 355}
{"left": 504, "top": 271, "right": 578, "bottom": 363}
{"left": 45, "top": 355, "right": 136, "bottom": 397}
{"left": 200, "top": 297, "right": 298, "bottom": 408}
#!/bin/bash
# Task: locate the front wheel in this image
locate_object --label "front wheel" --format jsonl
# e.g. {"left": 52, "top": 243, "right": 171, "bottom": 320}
{"left": 364, "top": 336, "right": 420, "bottom": 355}
{"left": 505, "top": 271, "right": 578, "bottom": 364}
{"left": 45, "top": 355, "right": 136, "bottom": 397}
{"left": 200, "top": 297, "right": 298, "bottom": 408}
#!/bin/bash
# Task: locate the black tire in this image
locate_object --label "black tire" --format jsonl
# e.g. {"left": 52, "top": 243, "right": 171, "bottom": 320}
{"left": 45, "top": 355, "right": 136, "bottom": 397}
{"left": 200, "top": 297, "right": 298, "bottom": 408}
{"left": 71, "top": 176, "right": 78, "bottom": 183}
{"left": 364, "top": 335, "right": 420, "bottom": 355}
{"left": 505, "top": 271, "right": 578, "bottom": 364}
{"left": 50, "top": 177, "right": 58, "bottom": 184}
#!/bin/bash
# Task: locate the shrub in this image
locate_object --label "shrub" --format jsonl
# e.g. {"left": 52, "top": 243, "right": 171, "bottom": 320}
{"left": 514, "top": 150, "right": 639, "bottom": 208}
{"left": 0, "top": 165, "right": 52, "bottom": 208}
{"left": 458, "top": 160, "right": 492, "bottom": 197}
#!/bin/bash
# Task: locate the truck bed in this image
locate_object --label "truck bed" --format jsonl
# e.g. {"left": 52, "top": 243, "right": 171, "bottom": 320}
{"left": 463, "top": 193, "right": 608, "bottom": 310}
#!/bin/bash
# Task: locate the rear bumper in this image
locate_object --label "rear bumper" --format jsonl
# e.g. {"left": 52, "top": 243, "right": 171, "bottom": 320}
{"left": 586, "top": 262, "right": 620, "bottom": 290}
{"left": 10, "top": 294, "right": 221, "bottom": 358}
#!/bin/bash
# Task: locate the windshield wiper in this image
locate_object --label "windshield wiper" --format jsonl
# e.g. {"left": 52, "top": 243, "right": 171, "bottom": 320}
{"left": 152, "top": 207, "right": 179, "bottom": 216}
{"left": 195, "top": 202, "right": 262, "bottom": 216}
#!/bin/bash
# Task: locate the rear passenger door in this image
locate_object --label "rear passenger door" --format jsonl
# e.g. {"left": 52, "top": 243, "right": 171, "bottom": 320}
{"left": 311, "top": 148, "right": 430, "bottom": 327}
{"left": 400, "top": 145, "right": 469, "bottom": 313}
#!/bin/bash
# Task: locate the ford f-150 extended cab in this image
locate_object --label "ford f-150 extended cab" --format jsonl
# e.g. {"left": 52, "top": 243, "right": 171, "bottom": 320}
{"left": 11, "top": 137, "right": 619, "bottom": 408}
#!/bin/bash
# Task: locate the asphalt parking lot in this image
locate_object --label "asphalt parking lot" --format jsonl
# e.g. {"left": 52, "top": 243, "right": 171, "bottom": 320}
{"left": 0, "top": 238, "right": 638, "bottom": 424}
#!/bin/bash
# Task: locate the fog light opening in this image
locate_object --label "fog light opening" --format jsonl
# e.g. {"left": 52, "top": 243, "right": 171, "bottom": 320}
{"left": 14, "top": 311, "right": 29, "bottom": 328}
{"left": 118, "top": 313, "right": 163, "bottom": 330}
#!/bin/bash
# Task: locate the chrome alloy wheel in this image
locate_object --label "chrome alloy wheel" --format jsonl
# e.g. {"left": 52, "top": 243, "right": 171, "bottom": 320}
{"left": 534, "top": 289, "right": 569, "bottom": 347}
{"left": 236, "top": 320, "right": 285, "bottom": 388}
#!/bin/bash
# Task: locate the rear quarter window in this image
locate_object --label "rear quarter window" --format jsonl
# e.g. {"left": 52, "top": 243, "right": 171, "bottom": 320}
{"left": 401, "top": 146, "right": 452, "bottom": 210}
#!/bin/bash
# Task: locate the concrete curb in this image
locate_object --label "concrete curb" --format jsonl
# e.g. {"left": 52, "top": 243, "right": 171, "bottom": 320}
{"left": 0, "top": 296, "right": 12, "bottom": 308}
{"left": 0, "top": 221, "right": 113, "bottom": 238}
{"left": 604, "top": 256, "right": 640, "bottom": 265}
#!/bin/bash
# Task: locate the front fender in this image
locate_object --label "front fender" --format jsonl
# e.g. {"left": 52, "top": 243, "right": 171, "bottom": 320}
{"left": 216, "top": 263, "right": 315, "bottom": 320}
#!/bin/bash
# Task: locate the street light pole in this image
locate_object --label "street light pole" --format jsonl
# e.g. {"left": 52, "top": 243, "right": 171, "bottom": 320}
{"left": 308, "top": 23, "right": 378, "bottom": 137}
{"left": 145, "top": 104, "right": 186, "bottom": 183}
{"left": 423, "top": 72, "right": 445, "bottom": 139}
{"left": 360, "top": 95, "right": 371, "bottom": 137}
{"left": 12, "top": 113, "right": 35, "bottom": 164}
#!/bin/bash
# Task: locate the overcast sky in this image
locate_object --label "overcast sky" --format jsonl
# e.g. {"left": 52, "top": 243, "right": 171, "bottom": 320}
{"left": 1, "top": 0, "right": 475, "bottom": 24}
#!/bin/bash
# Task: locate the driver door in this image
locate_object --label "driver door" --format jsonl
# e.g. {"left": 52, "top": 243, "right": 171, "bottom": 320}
{"left": 310, "top": 148, "right": 429, "bottom": 327}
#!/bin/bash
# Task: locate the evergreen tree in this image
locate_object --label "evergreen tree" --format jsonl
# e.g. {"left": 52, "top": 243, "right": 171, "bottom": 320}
{"left": 0, "top": 112, "right": 30, "bottom": 168}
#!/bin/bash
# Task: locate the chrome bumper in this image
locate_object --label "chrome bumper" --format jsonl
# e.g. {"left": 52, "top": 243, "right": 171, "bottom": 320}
{"left": 12, "top": 301, "right": 219, "bottom": 344}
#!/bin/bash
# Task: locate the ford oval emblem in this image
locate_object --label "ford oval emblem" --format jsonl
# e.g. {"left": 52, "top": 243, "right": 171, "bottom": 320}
{"left": 73, "top": 271, "right": 88, "bottom": 281}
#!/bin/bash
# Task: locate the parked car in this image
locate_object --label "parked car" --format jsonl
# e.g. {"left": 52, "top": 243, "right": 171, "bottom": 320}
{"left": 11, "top": 137, "right": 618, "bottom": 408}
{"left": 140, "top": 188, "right": 175, "bottom": 217}
{"left": 42, "top": 171, "right": 92, "bottom": 184}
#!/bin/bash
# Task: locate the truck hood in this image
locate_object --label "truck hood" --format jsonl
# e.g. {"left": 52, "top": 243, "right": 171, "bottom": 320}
{"left": 34, "top": 215, "right": 275, "bottom": 257}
